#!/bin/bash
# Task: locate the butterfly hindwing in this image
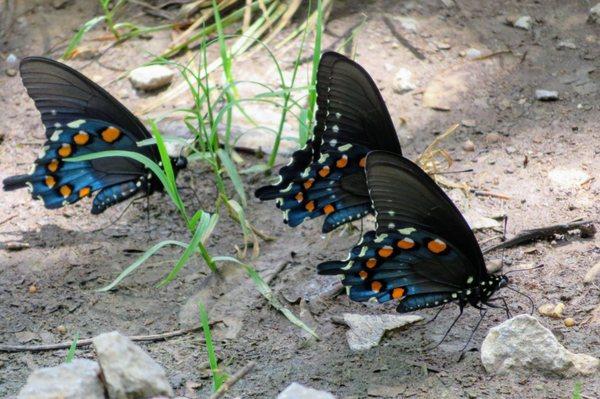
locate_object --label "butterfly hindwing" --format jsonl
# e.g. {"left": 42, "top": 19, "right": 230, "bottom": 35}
{"left": 255, "top": 51, "right": 402, "bottom": 232}
{"left": 3, "top": 57, "right": 171, "bottom": 213}
{"left": 318, "top": 151, "right": 506, "bottom": 313}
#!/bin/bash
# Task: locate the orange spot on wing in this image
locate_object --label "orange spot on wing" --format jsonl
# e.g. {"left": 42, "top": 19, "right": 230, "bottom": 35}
{"left": 303, "top": 178, "right": 314, "bottom": 190}
{"left": 371, "top": 281, "right": 382, "bottom": 292}
{"left": 305, "top": 200, "right": 315, "bottom": 212}
{"left": 336, "top": 155, "right": 348, "bottom": 168}
{"left": 58, "top": 143, "right": 72, "bottom": 158}
{"left": 397, "top": 238, "right": 415, "bottom": 250}
{"left": 47, "top": 159, "right": 59, "bottom": 173}
{"left": 323, "top": 204, "right": 335, "bottom": 214}
{"left": 79, "top": 187, "right": 91, "bottom": 198}
{"left": 359, "top": 157, "right": 366, "bottom": 168}
{"left": 101, "top": 126, "right": 121, "bottom": 143}
{"left": 359, "top": 270, "right": 368, "bottom": 280}
{"left": 295, "top": 192, "right": 304, "bottom": 202}
{"left": 427, "top": 238, "right": 447, "bottom": 254}
{"left": 45, "top": 175, "right": 56, "bottom": 188}
{"left": 392, "top": 287, "right": 405, "bottom": 299}
{"left": 318, "top": 166, "right": 330, "bottom": 178}
{"left": 378, "top": 246, "right": 393, "bottom": 258}
{"left": 59, "top": 185, "right": 72, "bottom": 198}
{"left": 366, "top": 258, "right": 377, "bottom": 269}
{"left": 73, "top": 131, "right": 90, "bottom": 145}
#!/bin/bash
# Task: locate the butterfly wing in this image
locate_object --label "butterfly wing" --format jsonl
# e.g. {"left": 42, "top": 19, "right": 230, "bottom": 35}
{"left": 255, "top": 51, "right": 402, "bottom": 232}
{"left": 318, "top": 151, "right": 493, "bottom": 312}
{"left": 3, "top": 57, "right": 159, "bottom": 213}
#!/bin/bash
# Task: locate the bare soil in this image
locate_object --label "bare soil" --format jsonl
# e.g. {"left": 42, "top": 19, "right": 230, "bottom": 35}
{"left": 1, "top": 1, "right": 599, "bottom": 398}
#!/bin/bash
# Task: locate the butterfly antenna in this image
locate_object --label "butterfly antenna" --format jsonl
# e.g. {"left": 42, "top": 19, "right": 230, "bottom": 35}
{"left": 500, "top": 215, "right": 508, "bottom": 268}
{"left": 506, "top": 285, "right": 535, "bottom": 315}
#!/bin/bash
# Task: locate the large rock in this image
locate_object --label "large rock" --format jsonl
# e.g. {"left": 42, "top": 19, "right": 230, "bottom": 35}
{"left": 129, "top": 65, "right": 174, "bottom": 91}
{"left": 93, "top": 331, "right": 174, "bottom": 399}
{"left": 339, "top": 313, "right": 423, "bottom": 351}
{"left": 589, "top": 3, "right": 600, "bottom": 24}
{"left": 18, "top": 359, "right": 104, "bottom": 399}
{"left": 277, "top": 382, "right": 336, "bottom": 399}
{"left": 481, "top": 314, "right": 599, "bottom": 377}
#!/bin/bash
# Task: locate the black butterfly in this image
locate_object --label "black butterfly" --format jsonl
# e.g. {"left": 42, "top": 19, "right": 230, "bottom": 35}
{"left": 3, "top": 57, "right": 187, "bottom": 214}
{"left": 318, "top": 151, "right": 508, "bottom": 314}
{"left": 255, "top": 51, "right": 402, "bottom": 233}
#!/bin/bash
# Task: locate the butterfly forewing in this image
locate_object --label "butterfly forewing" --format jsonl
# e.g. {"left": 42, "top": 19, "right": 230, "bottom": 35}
{"left": 255, "top": 51, "right": 402, "bottom": 232}
{"left": 3, "top": 57, "right": 168, "bottom": 213}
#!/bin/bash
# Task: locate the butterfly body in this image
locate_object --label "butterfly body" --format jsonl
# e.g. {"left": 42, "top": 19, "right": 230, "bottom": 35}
{"left": 3, "top": 57, "right": 187, "bottom": 213}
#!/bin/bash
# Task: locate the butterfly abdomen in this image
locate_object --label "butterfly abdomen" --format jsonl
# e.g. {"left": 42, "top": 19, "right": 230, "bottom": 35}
{"left": 3, "top": 175, "right": 30, "bottom": 191}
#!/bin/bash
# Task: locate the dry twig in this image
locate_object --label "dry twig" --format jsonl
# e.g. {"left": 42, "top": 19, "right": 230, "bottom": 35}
{"left": 482, "top": 220, "right": 596, "bottom": 254}
{"left": 209, "top": 361, "right": 256, "bottom": 399}
{"left": 0, "top": 323, "right": 219, "bottom": 353}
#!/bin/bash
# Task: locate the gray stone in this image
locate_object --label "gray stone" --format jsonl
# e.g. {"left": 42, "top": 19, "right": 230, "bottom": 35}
{"left": 464, "top": 48, "right": 482, "bottom": 59}
{"left": 18, "top": 359, "right": 104, "bottom": 399}
{"left": 392, "top": 67, "right": 416, "bottom": 94}
{"left": 463, "top": 209, "right": 501, "bottom": 231}
{"left": 481, "top": 315, "right": 600, "bottom": 376}
{"left": 589, "top": 3, "right": 600, "bottom": 24}
{"left": 535, "top": 90, "right": 559, "bottom": 101}
{"left": 129, "top": 65, "right": 174, "bottom": 91}
{"left": 277, "top": 382, "right": 336, "bottom": 399}
{"left": 340, "top": 313, "right": 423, "bottom": 351}
{"left": 513, "top": 16, "right": 533, "bottom": 30}
{"left": 93, "top": 331, "right": 174, "bottom": 399}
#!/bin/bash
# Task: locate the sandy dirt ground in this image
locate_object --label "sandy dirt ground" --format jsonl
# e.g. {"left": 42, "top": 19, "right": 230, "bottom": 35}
{"left": 1, "top": 0, "right": 599, "bottom": 398}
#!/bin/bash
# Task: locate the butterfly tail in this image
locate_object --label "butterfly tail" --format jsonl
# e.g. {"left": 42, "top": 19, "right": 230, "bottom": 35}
{"left": 3, "top": 174, "right": 31, "bottom": 191}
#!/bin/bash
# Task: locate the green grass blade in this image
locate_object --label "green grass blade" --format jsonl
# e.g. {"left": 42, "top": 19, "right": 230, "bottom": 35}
{"left": 217, "top": 149, "right": 247, "bottom": 207}
{"left": 305, "top": 0, "right": 323, "bottom": 138}
{"left": 572, "top": 382, "right": 582, "bottom": 399}
{"left": 199, "top": 302, "right": 226, "bottom": 391}
{"left": 158, "top": 211, "right": 215, "bottom": 286}
{"left": 212, "top": 256, "right": 319, "bottom": 339}
{"left": 62, "top": 15, "right": 106, "bottom": 59}
{"left": 65, "top": 332, "right": 79, "bottom": 363}
{"left": 97, "top": 240, "right": 189, "bottom": 292}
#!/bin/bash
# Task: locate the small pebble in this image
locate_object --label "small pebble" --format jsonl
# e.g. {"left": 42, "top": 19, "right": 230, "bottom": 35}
{"left": 463, "top": 48, "right": 482, "bottom": 59}
{"left": 129, "top": 65, "right": 175, "bottom": 91}
{"left": 28, "top": 284, "right": 38, "bottom": 294}
{"left": 462, "top": 139, "right": 475, "bottom": 152}
{"left": 513, "top": 16, "right": 533, "bottom": 31}
{"left": 556, "top": 40, "right": 578, "bottom": 50}
{"left": 538, "top": 302, "right": 565, "bottom": 318}
{"left": 56, "top": 325, "right": 67, "bottom": 335}
{"left": 485, "top": 132, "right": 501, "bottom": 144}
{"left": 505, "top": 146, "right": 517, "bottom": 154}
{"left": 535, "top": 90, "right": 559, "bottom": 101}
{"left": 564, "top": 318, "right": 576, "bottom": 327}
{"left": 461, "top": 119, "right": 477, "bottom": 127}
{"left": 392, "top": 67, "right": 416, "bottom": 94}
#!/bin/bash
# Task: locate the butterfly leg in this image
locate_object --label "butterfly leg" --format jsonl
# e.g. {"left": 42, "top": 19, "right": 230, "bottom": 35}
{"left": 457, "top": 308, "right": 488, "bottom": 362}
{"left": 425, "top": 305, "right": 464, "bottom": 351}
{"left": 425, "top": 303, "right": 446, "bottom": 325}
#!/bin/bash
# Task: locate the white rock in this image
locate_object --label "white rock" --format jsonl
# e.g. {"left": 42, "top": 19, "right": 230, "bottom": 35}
{"left": 340, "top": 313, "right": 423, "bottom": 351}
{"left": 464, "top": 209, "right": 501, "bottom": 231}
{"left": 589, "top": 3, "right": 600, "bottom": 24}
{"left": 93, "top": 331, "right": 174, "bottom": 399}
{"left": 392, "top": 67, "right": 416, "bottom": 94}
{"left": 535, "top": 89, "right": 559, "bottom": 101}
{"left": 129, "top": 65, "right": 174, "bottom": 91}
{"left": 481, "top": 314, "right": 600, "bottom": 377}
{"left": 277, "top": 382, "right": 336, "bottom": 399}
{"left": 514, "top": 16, "right": 533, "bottom": 30}
{"left": 548, "top": 168, "right": 589, "bottom": 188}
{"left": 396, "top": 16, "right": 418, "bottom": 32}
{"left": 18, "top": 359, "right": 104, "bottom": 399}
{"left": 584, "top": 261, "right": 600, "bottom": 284}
